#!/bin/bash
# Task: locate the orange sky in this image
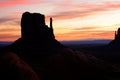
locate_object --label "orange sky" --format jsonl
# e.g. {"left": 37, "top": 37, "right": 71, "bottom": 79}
{"left": 0, "top": 0, "right": 120, "bottom": 41}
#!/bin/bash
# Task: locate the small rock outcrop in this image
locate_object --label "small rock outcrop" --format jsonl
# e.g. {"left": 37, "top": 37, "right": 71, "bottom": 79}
{"left": 109, "top": 28, "right": 120, "bottom": 47}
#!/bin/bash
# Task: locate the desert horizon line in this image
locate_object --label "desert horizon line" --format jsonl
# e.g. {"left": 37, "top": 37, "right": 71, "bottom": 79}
{"left": 0, "top": 38, "right": 112, "bottom": 42}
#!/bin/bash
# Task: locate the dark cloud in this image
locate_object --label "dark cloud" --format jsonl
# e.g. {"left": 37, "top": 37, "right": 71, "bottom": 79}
{"left": 73, "top": 27, "right": 98, "bottom": 31}
{"left": 0, "top": 17, "right": 20, "bottom": 26}
{"left": 0, "top": 35, "right": 19, "bottom": 39}
{"left": 0, "top": 18, "right": 13, "bottom": 23}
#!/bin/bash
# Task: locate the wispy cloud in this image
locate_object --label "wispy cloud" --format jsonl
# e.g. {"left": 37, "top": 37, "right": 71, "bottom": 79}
{"left": 0, "top": 28, "right": 20, "bottom": 32}
{"left": 0, "top": 0, "right": 46, "bottom": 8}
{"left": 56, "top": 30, "right": 115, "bottom": 40}
{"left": 0, "top": 18, "right": 13, "bottom": 24}
{"left": 0, "top": 33, "right": 20, "bottom": 41}
{"left": 0, "top": 17, "right": 20, "bottom": 26}
{"left": 48, "top": 2, "right": 120, "bottom": 20}
{"left": 0, "top": 34, "right": 19, "bottom": 38}
{"left": 73, "top": 26, "right": 98, "bottom": 31}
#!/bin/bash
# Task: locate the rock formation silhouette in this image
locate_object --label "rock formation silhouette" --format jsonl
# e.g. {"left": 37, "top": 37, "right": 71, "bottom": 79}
{"left": 1, "top": 12, "right": 120, "bottom": 80}
{"left": 21, "top": 12, "right": 55, "bottom": 40}
{"left": 109, "top": 28, "right": 120, "bottom": 48}
{"left": 2, "top": 12, "right": 63, "bottom": 60}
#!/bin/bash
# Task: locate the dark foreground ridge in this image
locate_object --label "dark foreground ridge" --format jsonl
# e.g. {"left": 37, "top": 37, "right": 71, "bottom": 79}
{"left": 0, "top": 12, "right": 120, "bottom": 80}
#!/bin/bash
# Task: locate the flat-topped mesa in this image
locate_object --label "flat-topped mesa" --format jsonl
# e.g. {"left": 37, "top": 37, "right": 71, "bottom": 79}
{"left": 21, "top": 12, "right": 54, "bottom": 40}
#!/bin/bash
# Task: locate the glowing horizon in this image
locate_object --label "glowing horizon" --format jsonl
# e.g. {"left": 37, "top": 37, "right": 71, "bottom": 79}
{"left": 0, "top": 0, "right": 120, "bottom": 41}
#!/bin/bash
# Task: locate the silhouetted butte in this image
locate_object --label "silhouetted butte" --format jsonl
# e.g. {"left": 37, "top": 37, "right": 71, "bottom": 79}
{"left": 3, "top": 12, "right": 63, "bottom": 60}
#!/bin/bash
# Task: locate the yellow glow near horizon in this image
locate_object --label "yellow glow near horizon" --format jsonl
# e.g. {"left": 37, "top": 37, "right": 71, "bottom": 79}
{"left": 53, "top": 9, "right": 120, "bottom": 30}
{"left": 51, "top": 9, "right": 120, "bottom": 41}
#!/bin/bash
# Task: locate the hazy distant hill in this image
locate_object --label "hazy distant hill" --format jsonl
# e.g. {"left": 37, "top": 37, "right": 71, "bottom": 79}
{"left": 60, "top": 39, "right": 111, "bottom": 45}
{"left": 0, "top": 39, "right": 111, "bottom": 50}
{"left": 0, "top": 42, "right": 12, "bottom": 47}
{"left": 0, "top": 39, "right": 111, "bottom": 47}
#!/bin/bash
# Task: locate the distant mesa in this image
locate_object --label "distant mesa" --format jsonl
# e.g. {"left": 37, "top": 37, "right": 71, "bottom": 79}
{"left": 109, "top": 28, "right": 120, "bottom": 47}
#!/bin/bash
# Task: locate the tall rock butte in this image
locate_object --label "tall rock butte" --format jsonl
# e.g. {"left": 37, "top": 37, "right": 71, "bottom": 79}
{"left": 3, "top": 12, "right": 63, "bottom": 58}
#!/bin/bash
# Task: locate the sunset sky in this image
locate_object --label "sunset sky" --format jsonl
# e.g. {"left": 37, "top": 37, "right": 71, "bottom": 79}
{"left": 1, "top": 0, "right": 120, "bottom": 41}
